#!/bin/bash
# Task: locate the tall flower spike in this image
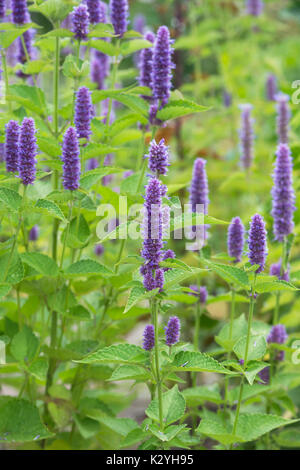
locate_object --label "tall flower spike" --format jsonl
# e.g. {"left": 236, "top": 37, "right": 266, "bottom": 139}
{"left": 271, "top": 144, "right": 295, "bottom": 241}
{"left": 11, "top": 0, "right": 30, "bottom": 24}
{"left": 5, "top": 120, "right": 20, "bottom": 173}
{"left": 239, "top": 104, "right": 254, "bottom": 169}
{"left": 86, "top": 0, "right": 102, "bottom": 24}
{"left": 270, "top": 261, "right": 289, "bottom": 282}
{"left": 165, "top": 316, "right": 180, "bottom": 346}
{"left": 227, "top": 217, "right": 245, "bottom": 263}
{"left": 19, "top": 117, "right": 38, "bottom": 186}
{"left": 189, "top": 158, "right": 209, "bottom": 241}
{"left": 109, "top": 0, "right": 129, "bottom": 37}
{"left": 74, "top": 87, "right": 92, "bottom": 140}
{"left": 147, "top": 138, "right": 170, "bottom": 176}
{"left": 246, "top": 0, "right": 264, "bottom": 16}
{"left": 152, "top": 26, "right": 174, "bottom": 107}
{"left": 266, "top": 74, "right": 277, "bottom": 101}
{"left": 72, "top": 4, "right": 89, "bottom": 41}
{"left": 247, "top": 214, "right": 267, "bottom": 273}
{"left": 139, "top": 31, "right": 155, "bottom": 95}
{"left": 0, "top": 0, "right": 6, "bottom": 18}
{"left": 143, "top": 324, "right": 155, "bottom": 351}
{"left": 276, "top": 93, "right": 290, "bottom": 144}
{"left": 62, "top": 127, "right": 81, "bottom": 191}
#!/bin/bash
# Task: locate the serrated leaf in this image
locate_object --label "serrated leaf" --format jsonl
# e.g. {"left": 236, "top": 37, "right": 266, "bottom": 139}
{"left": 124, "top": 284, "right": 159, "bottom": 313}
{"left": 108, "top": 364, "right": 151, "bottom": 382}
{"left": 120, "top": 39, "right": 153, "bottom": 56}
{"left": 146, "top": 386, "right": 186, "bottom": 427}
{"left": 34, "top": 198, "right": 65, "bottom": 221}
{"left": 0, "top": 187, "right": 22, "bottom": 212}
{"left": 205, "top": 261, "right": 249, "bottom": 289}
{"left": 10, "top": 326, "right": 39, "bottom": 362}
{"left": 215, "top": 314, "right": 248, "bottom": 351}
{"left": 183, "top": 385, "right": 223, "bottom": 406}
{"left": 64, "top": 259, "right": 112, "bottom": 277}
{"left": 89, "top": 39, "right": 117, "bottom": 56}
{"left": 149, "top": 424, "right": 186, "bottom": 442}
{"left": 20, "top": 252, "right": 59, "bottom": 277}
{"left": 171, "top": 351, "right": 233, "bottom": 375}
{"left": 156, "top": 99, "right": 208, "bottom": 121}
{"left": 255, "top": 279, "right": 299, "bottom": 293}
{"left": 233, "top": 334, "right": 267, "bottom": 361}
{"left": 0, "top": 397, "right": 53, "bottom": 442}
{"left": 0, "top": 252, "right": 24, "bottom": 285}
{"left": 76, "top": 343, "right": 148, "bottom": 365}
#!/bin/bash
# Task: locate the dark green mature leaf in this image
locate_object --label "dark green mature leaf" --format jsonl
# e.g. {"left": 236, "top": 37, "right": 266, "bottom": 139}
{"left": 146, "top": 386, "right": 186, "bottom": 426}
{"left": 10, "top": 326, "right": 39, "bottom": 362}
{"left": 215, "top": 314, "right": 248, "bottom": 351}
{"left": 233, "top": 334, "right": 267, "bottom": 361}
{"left": 34, "top": 199, "right": 65, "bottom": 221}
{"left": 0, "top": 187, "right": 22, "bottom": 212}
{"left": 76, "top": 344, "right": 148, "bottom": 365}
{"left": 156, "top": 99, "right": 208, "bottom": 121}
{"left": 0, "top": 397, "right": 53, "bottom": 442}
{"left": 64, "top": 259, "right": 112, "bottom": 277}
{"left": 172, "top": 351, "right": 234, "bottom": 374}
{"left": 21, "top": 252, "right": 59, "bottom": 277}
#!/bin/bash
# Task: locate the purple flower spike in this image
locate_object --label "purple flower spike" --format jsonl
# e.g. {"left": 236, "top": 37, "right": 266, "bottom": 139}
{"left": 86, "top": 0, "right": 103, "bottom": 24}
{"left": 247, "top": 214, "right": 268, "bottom": 273}
{"left": 0, "top": 0, "right": 6, "bottom": 18}
{"left": 109, "top": 0, "right": 129, "bottom": 37}
{"left": 189, "top": 158, "right": 209, "bottom": 215}
{"left": 189, "top": 285, "right": 208, "bottom": 304}
{"left": 266, "top": 74, "right": 277, "bottom": 101}
{"left": 276, "top": 93, "right": 290, "bottom": 144}
{"left": 223, "top": 90, "right": 232, "bottom": 108}
{"left": 72, "top": 4, "right": 89, "bottom": 41}
{"left": 139, "top": 31, "right": 155, "bottom": 95}
{"left": 86, "top": 158, "right": 99, "bottom": 171}
{"left": 239, "top": 104, "right": 254, "bottom": 169}
{"left": 143, "top": 324, "right": 155, "bottom": 351}
{"left": 12, "top": 0, "right": 30, "bottom": 24}
{"left": 147, "top": 138, "right": 170, "bottom": 176}
{"left": 227, "top": 217, "right": 245, "bottom": 263}
{"left": 268, "top": 324, "right": 288, "bottom": 362}
{"left": 246, "top": 0, "right": 264, "bottom": 16}
{"left": 75, "top": 87, "right": 92, "bottom": 140}
{"left": 62, "top": 127, "right": 81, "bottom": 191}
{"left": 5, "top": 120, "right": 20, "bottom": 173}
{"left": 271, "top": 144, "right": 295, "bottom": 241}
{"left": 165, "top": 316, "right": 180, "bottom": 346}
{"left": 258, "top": 366, "right": 270, "bottom": 384}
{"left": 270, "top": 261, "right": 289, "bottom": 282}
{"left": 29, "top": 225, "right": 39, "bottom": 242}
{"left": 94, "top": 243, "right": 104, "bottom": 256}
{"left": 152, "top": 26, "right": 174, "bottom": 107}
{"left": 162, "top": 249, "right": 175, "bottom": 271}
{"left": 19, "top": 117, "right": 38, "bottom": 186}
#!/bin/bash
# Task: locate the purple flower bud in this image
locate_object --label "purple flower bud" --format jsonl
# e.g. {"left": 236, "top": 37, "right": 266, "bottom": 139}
{"left": 246, "top": 0, "right": 264, "bottom": 16}
{"left": 143, "top": 324, "right": 155, "bottom": 351}
{"left": 276, "top": 93, "right": 290, "bottom": 144}
{"left": 109, "top": 0, "right": 129, "bottom": 37}
{"left": 123, "top": 170, "right": 133, "bottom": 179}
{"left": 266, "top": 74, "right": 277, "bottom": 101}
{"left": 247, "top": 214, "right": 268, "bottom": 273}
{"left": 0, "top": 0, "right": 6, "bottom": 18}
{"left": 258, "top": 366, "right": 269, "bottom": 384}
{"left": 5, "top": 120, "right": 20, "bottom": 173}
{"left": 86, "top": 158, "right": 99, "bottom": 171}
{"left": 19, "top": 117, "right": 38, "bottom": 186}
{"left": 271, "top": 144, "right": 295, "bottom": 241}
{"left": 94, "top": 243, "right": 104, "bottom": 256}
{"left": 189, "top": 158, "right": 209, "bottom": 214}
{"left": 86, "top": 0, "right": 103, "bottom": 24}
{"left": 239, "top": 359, "right": 245, "bottom": 366}
{"left": 239, "top": 104, "right": 254, "bottom": 170}
{"left": 133, "top": 14, "right": 146, "bottom": 34}
{"left": 147, "top": 138, "right": 170, "bottom": 176}
{"left": 11, "top": 0, "right": 30, "bottom": 24}
{"left": 72, "top": 4, "right": 89, "bottom": 41}
{"left": 227, "top": 217, "right": 245, "bottom": 263}
{"left": 62, "top": 127, "right": 81, "bottom": 191}
{"left": 269, "top": 260, "right": 289, "bottom": 282}
{"left": 152, "top": 26, "right": 174, "bottom": 107}
{"left": 223, "top": 90, "right": 232, "bottom": 108}
{"left": 29, "top": 224, "right": 39, "bottom": 241}
{"left": 189, "top": 285, "right": 208, "bottom": 304}
{"left": 165, "top": 316, "right": 180, "bottom": 346}
{"left": 75, "top": 87, "right": 92, "bottom": 140}
{"left": 139, "top": 31, "right": 155, "bottom": 96}
{"left": 162, "top": 249, "right": 175, "bottom": 271}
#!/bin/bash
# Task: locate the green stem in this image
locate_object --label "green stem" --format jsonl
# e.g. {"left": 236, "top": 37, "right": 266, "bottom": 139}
{"left": 224, "top": 289, "right": 236, "bottom": 411}
{"left": 1, "top": 50, "right": 11, "bottom": 112}
{"left": 60, "top": 195, "right": 74, "bottom": 270}
{"left": 152, "top": 298, "right": 163, "bottom": 431}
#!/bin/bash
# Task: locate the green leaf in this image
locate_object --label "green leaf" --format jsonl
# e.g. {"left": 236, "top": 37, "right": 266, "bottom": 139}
{"left": 171, "top": 351, "right": 233, "bottom": 375}
{"left": 76, "top": 344, "right": 148, "bottom": 366}
{"left": 164, "top": 268, "right": 205, "bottom": 289}
{"left": 108, "top": 364, "right": 151, "bottom": 382}
{"left": 120, "top": 39, "right": 153, "bottom": 56}
{"left": 149, "top": 424, "right": 186, "bottom": 442}
{"left": 89, "top": 39, "right": 117, "bottom": 56}
{"left": 34, "top": 199, "right": 65, "bottom": 221}
{"left": 233, "top": 334, "right": 267, "bottom": 361}
{"left": 0, "top": 187, "right": 22, "bottom": 212}
{"left": 215, "top": 314, "right": 248, "bottom": 351}
{"left": 273, "top": 428, "right": 300, "bottom": 448}
{"left": 8, "top": 85, "right": 47, "bottom": 117}
{"left": 0, "top": 397, "right": 53, "bottom": 442}
{"left": 205, "top": 261, "right": 249, "bottom": 289}
{"left": 20, "top": 252, "right": 59, "bottom": 277}
{"left": 146, "top": 386, "right": 186, "bottom": 426}
{"left": 183, "top": 385, "right": 223, "bottom": 406}
{"left": 10, "top": 326, "right": 39, "bottom": 362}
{"left": 244, "top": 361, "right": 270, "bottom": 385}
{"left": 64, "top": 259, "right": 112, "bottom": 277}
{"left": 0, "top": 283, "right": 11, "bottom": 298}
{"left": 29, "top": 0, "right": 73, "bottom": 23}
{"left": 0, "top": 24, "right": 33, "bottom": 48}
{"left": 156, "top": 99, "right": 208, "bottom": 121}
{"left": 124, "top": 285, "right": 159, "bottom": 313}
{"left": 27, "top": 358, "right": 49, "bottom": 382}
{"left": 0, "top": 252, "right": 24, "bottom": 284}
{"left": 255, "top": 279, "right": 299, "bottom": 293}
{"left": 80, "top": 167, "right": 123, "bottom": 190}
{"left": 64, "top": 214, "right": 91, "bottom": 249}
